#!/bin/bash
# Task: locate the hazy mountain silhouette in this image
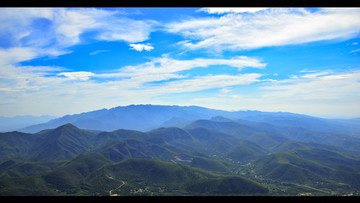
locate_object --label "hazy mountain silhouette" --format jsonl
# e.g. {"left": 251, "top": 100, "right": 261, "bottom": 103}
{"left": 19, "top": 105, "right": 360, "bottom": 136}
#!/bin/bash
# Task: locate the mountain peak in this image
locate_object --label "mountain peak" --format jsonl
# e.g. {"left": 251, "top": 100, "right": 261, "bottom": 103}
{"left": 55, "top": 123, "right": 79, "bottom": 131}
{"left": 210, "top": 116, "right": 233, "bottom": 122}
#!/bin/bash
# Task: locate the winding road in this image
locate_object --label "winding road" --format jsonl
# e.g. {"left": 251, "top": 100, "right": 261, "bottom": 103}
{"left": 107, "top": 175, "right": 126, "bottom": 196}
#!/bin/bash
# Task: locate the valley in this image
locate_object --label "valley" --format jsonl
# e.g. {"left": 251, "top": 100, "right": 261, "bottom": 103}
{"left": 0, "top": 105, "right": 359, "bottom": 196}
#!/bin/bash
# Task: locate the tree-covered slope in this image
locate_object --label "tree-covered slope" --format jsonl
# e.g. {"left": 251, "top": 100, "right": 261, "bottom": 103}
{"left": 254, "top": 148, "right": 360, "bottom": 186}
{"left": 83, "top": 159, "right": 268, "bottom": 196}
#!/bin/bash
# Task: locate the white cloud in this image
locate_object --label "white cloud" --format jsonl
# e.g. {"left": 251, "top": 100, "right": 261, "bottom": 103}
{"left": 178, "top": 70, "right": 360, "bottom": 118}
{"left": 0, "top": 47, "right": 38, "bottom": 65}
{"left": 126, "top": 55, "right": 264, "bottom": 75}
{"left": 57, "top": 71, "right": 95, "bottom": 81}
{"left": 0, "top": 8, "right": 159, "bottom": 115}
{"left": 167, "top": 8, "right": 360, "bottom": 51}
{"left": 94, "top": 55, "right": 266, "bottom": 86}
{"left": 90, "top": 55, "right": 266, "bottom": 95}
{"left": 0, "top": 8, "right": 54, "bottom": 47}
{"left": 0, "top": 47, "right": 69, "bottom": 96}
{"left": 220, "top": 87, "right": 232, "bottom": 94}
{"left": 0, "top": 8, "right": 158, "bottom": 60}
{"left": 0, "top": 54, "right": 266, "bottom": 116}
{"left": 349, "top": 48, "right": 360, "bottom": 54}
{"left": 198, "top": 7, "right": 268, "bottom": 14}
{"left": 255, "top": 70, "right": 360, "bottom": 118}
{"left": 51, "top": 8, "right": 157, "bottom": 46}
{"left": 95, "top": 17, "right": 157, "bottom": 43}
{"left": 129, "top": 43, "right": 154, "bottom": 51}
{"left": 145, "top": 73, "right": 262, "bottom": 94}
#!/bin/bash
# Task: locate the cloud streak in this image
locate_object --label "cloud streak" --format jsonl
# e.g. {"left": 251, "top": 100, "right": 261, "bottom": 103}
{"left": 89, "top": 50, "right": 109, "bottom": 55}
{"left": 146, "top": 73, "right": 262, "bottom": 94}
{"left": 167, "top": 8, "right": 360, "bottom": 51}
{"left": 198, "top": 7, "right": 268, "bottom": 14}
{"left": 57, "top": 71, "right": 95, "bottom": 81}
{"left": 94, "top": 55, "right": 266, "bottom": 84}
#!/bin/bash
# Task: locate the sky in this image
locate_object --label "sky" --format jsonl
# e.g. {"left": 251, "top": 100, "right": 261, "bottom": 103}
{"left": 0, "top": 7, "right": 360, "bottom": 119}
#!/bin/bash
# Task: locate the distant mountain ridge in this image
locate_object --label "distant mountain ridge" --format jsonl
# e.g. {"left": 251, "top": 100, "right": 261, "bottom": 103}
{"left": 20, "top": 105, "right": 218, "bottom": 133}
{"left": 19, "top": 104, "right": 360, "bottom": 136}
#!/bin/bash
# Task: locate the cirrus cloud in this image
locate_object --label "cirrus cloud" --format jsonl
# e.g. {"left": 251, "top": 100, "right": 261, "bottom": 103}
{"left": 198, "top": 7, "right": 268, "bottom": 14}
{"left": 94, "top": 55, "right": 266, "bottom": 84}
{"left": 166, "top": 8, "right": 360, "bottom": 51}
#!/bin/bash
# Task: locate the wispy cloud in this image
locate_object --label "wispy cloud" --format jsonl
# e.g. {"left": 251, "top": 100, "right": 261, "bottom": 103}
{"left": 95, "top": 55, "right": 266, "bottom": 81}
{"left": 149, "top": 73, "right": 262, "bottom": 94}
{"left": 52, "top": 8, "right": 157, "bottom": 46}
{"left": 198, "top": 7, "right": 268, "bottom": 14}
{"left": 0, "top": 52, "right": 266, "bottom": 116}
{"left": 57, "top": 71, "right": 95, "bottom": 81}
{"left": 255, "top": 70, "right": 360, "bottom": 117}
{"left": 166, "top": 8, "right": 360, "bottom": 51}
{"left": 175, "top": 70, "right": 360, "bottom": 118}
{"left": 0, "top": 7, "right": 161, "bottom": 116}
{"left": 0, "top": 8, "right": 158, "bottom": 60}
{"left": 89, "top": 50, "right": 109, "bottom": 55}
{"left": 349, "top": 48, "right": 360, "bottom": 54}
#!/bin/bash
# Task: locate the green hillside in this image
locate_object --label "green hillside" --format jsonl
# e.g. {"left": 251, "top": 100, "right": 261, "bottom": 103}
{"left": 188, "top": 156, "right": 233, "bottom": 174}
{"left": 0, "top": 131, "right": 35, "bottom": 163}
{"left": 0, "top": 159, "right": 64, "bottom": 179}
{"left": 254, "top": 148, "right": 360, "bottom": 187}
{"left": 83, "top": 159, "right": 268, "bottom": 196}
{"left": 226, "top": 140, "right": 268, "bottom": 162}
{"left": 186, "top": 127, "right": 239, "bottom": 154}
{"left": 0, "top": 176, "right": 65, "bottom": 196}
{"left": 0, "top": 158, "right": 269, "bottom": 196}
{"left": 42, "top": 153, "right": 111, "bottom": 194}
{"left": 29, "top": 124, "right": 98, "bottom": 162}
{"left": 186, "top": 175, "right": 269, "bottom": 195}
{"left": 96, "top": 139, "right": 176, "bottom": 162}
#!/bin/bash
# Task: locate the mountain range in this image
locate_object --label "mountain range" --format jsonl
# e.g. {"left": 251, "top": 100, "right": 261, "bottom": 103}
{"left": 1, "top": 104, "right": 360, "bottom": 196}
{"left": 19, "top": 104, "right": 360, "bottom": 135}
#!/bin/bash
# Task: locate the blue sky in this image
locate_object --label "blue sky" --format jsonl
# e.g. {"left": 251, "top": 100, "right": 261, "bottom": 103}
{"left": 0, "top": 7, "right": 360, "bottom": 118}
